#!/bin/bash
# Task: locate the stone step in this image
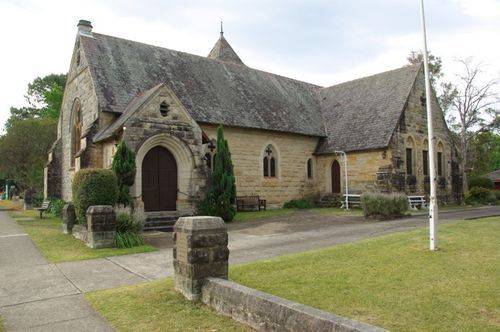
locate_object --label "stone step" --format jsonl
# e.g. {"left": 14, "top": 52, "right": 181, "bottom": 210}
{"left": 144, "top": 216, "right": 178, "bottom": 232}
{"left": 143, "top": 224, "right": 174, "bottom": 232}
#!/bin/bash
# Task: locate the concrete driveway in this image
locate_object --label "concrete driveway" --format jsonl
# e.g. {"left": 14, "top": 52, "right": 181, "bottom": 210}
{"left": 80, "top": 205, "right": 500, "bottom": 282}
{"left": 0, "top": 205, "right": 498, "bottom": 331}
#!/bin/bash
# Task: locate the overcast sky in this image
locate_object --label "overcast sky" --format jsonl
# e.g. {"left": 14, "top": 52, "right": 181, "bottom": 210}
{"left": 0, "top": 0, "right": 499, "bottom": 130}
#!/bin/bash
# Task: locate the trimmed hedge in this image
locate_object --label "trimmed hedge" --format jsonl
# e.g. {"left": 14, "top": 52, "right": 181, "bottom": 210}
{"left": 72, "top": 169, "right": 118, "bottom": 224}
{"left": 465, "top": 187, "right": 496, "bottom": 205}
{"left": 468, "top": 176, "right": 494, "bottom": 190}
{"left": 361, "top": 192, "right": 408, "bottom": 220}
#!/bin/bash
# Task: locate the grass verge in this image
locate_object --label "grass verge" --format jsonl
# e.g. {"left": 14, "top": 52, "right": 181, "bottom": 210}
{"left": 233, "top": 208, "right": 296, "bottom": 222}
{"left": 230, "top": 217, "right": 500, "bottom": 331}
{"left": 4, "top": 206, "right": 156, "bottom": 263}
{"left": 85, "top": 278, "right": 247, "bottom": 331}
{"left": 311, "top": 207, "right": 363, "bottom": 216}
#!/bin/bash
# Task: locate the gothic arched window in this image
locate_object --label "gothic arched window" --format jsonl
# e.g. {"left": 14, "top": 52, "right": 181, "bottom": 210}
{"left": 205, "top": 140, "right": 216, "bottom": 171}
{"left": 263, "top": 144, "right": 277, "bottom": 178}
{"left": 70, "top": 99, "right": 82, "bottom": 167}
{"left": 307, "top": 158, "right": 313, "bottom": 179}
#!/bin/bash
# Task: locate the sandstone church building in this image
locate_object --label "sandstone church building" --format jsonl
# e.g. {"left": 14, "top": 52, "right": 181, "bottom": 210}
{"left": 44, "top": 20, "right": 458, "bottom": 216}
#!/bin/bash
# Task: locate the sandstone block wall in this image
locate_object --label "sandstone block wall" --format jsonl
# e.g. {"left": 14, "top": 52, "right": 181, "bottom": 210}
{"left": 201, "top": 124, "right": 318, "bottom": 207}
{"left": 390, "top": 69, "right": 454, "bottom": 198}
{"left": 315, "top": 150, "right": 392, "bottom": 195}
{"left": 58, "top": 38, "right": 101, "bottom": 201}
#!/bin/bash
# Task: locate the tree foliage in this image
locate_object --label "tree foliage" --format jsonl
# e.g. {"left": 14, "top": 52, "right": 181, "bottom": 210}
{"left": 0, "top": 118, "right": 57, "bottom": 192}
{"left": 468, "top": 131, "right": 500, "bottom": 176}
{"left": 200, "top": 126, "right": 236, "bottom": 221}
{"left": 112, "top": 141, "right": 137, "bottom": 206}
{"left": 5, "top": 73, "right": 66, "bottom": 130}
{"left": 442, "top": 58, "right": 498, "bottom": 192}
{"left": 407, "top": 50, "right": 443, "bottom": 86}
{"left": 0, "top": 73, "right": 66, "bottom": 196}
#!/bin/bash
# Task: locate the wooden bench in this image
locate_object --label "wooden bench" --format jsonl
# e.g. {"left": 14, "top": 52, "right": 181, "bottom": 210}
{"left": 236, "top": 196, "right": 266, "bottom": 212}
{"left": 36, "top": 201, "right": 50, "bottom": 218}
{"left": 341, "top": 194, "right": 362, "bottom": 209}
{"left": 408, "top": 196, "right": 428, "bottom": 210}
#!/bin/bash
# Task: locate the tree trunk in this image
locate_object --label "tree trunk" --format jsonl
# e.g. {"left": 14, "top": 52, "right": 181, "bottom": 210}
{"left": 460, "top": 129, "right": 468, "bottom": 194}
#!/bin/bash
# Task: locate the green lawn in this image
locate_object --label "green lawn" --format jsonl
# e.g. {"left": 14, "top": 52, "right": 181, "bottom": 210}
{"left": 8, "top": 208, "right": 156, "bottom": 263}
{"left": 233, "top": 208, "right": 296, "bottom": 222}
{"left": 230, "top": 217, "right": 500, "bottom": 331}
{"left": 233, "top": 206, "right": 362, "bottom": 222}
{"left": 85, "top": 279, "right": 247, "bottom": 332}
{"left": 85, "top": 217, "right": 499, "bottom": 331}
{"left": 311, "top": 207, "right": 363, "bottom": 216}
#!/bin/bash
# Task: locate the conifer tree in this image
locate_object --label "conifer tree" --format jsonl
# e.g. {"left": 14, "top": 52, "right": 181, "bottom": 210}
{"left": 112, "top": 141, "right": 136, "bottom": 206}
{"left": 200, "top": 125, "right": 236, "bottom": 221}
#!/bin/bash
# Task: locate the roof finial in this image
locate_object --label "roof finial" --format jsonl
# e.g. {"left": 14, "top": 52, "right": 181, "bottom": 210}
{"left": 220, "top": 20, "right": 224, "bottom": 37}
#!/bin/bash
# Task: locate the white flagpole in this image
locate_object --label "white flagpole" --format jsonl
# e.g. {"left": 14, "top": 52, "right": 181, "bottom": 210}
{"left": 420, "top": 0, "right": 438, "bottom": 251}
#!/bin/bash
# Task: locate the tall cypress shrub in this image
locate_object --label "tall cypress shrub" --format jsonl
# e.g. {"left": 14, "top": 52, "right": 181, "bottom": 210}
{"left": 112, "top": 141, "right": 136, "bottom": 206}
{"left": 200, "top": 125, "right": 236, "bottom": 221}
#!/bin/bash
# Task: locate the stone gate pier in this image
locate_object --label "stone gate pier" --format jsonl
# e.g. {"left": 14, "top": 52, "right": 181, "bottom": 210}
{"left": 173, "top": 216, "right": 229, "bottom": 301}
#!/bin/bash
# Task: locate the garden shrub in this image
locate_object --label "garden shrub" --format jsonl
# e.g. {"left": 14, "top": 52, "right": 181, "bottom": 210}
{"left": 468, "top": 176, "right": 494, "bottom": 190}
{"left": 72, "top": 169, "right": 118, "bottom": 224}
{"left": 115, "top": 207, "right": 145, "bottom": 248}
{"left": 112, "top": 141, "right": 136, "bottom": 206}
{"left": 465, "top": 187, "right": 496, "bottom": 205}
{"left": 361, "top": 192, "right": 408, "bottom": 220}
{"left": 48, "top": 199, "right": 66, "bottom": 217}
{"left": 199, "top": 125, "right": 236, "bottom": 222}
{"left": 494, "top": 190, "right": 500, "bottom": 201}
{"left": 284, "top": 199, "right": 312, "bottom": 209}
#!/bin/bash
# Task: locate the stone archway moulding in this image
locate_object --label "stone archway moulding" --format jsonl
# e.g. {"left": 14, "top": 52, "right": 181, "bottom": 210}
{"left": 132, "top": 133, "right": 195, "bottom": 208}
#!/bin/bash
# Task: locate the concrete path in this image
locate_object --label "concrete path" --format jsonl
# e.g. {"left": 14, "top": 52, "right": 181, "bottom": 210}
{"left": 1, "top": 206, "right": 498, "bottom": 331}
{"left": 0, "top": 211, "right": 113, "bottom": 332}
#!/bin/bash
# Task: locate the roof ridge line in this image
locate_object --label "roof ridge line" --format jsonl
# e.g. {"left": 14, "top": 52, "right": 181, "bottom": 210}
{"left": 322, "top": 64, "right": 421, "bottom": 90}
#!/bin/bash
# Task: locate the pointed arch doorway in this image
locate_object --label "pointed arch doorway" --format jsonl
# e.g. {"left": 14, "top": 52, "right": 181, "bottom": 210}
{"left": 142, "top": 146, "right": 177, "bottom": 211}
{"left": 331, "top": 160, "right": 341, "bottom": 193}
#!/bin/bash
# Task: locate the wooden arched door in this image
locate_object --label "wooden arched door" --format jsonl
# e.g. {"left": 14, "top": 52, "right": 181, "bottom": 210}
{"left": 331, "top": 160, "right": 341, "bottom": 193}
{"left": 142, "top": 146, "right": 177, "bottom": 211}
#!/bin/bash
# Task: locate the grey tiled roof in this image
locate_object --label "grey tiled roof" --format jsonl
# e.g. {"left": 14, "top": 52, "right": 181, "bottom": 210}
{"left": 316, "top": 64, "right": 421, "bottom": 154}
{"left": 80, "top": 31, "right": 421, "bottom": 152}
{"left": 207, "top": 36, "right": 245, "bottom": 65}
{"left": 81, "top": 33, "right": 325, "bottom": 137}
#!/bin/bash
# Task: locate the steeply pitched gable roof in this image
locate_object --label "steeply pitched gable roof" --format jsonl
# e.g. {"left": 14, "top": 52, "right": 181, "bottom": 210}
{"left": 79, "top": 29, "right": 424, "bottom": 152}
{"left": 93, "top": 83, "right": 164, "bottom": 143}
{"left": 207, "top": 35, "right": 244, "bottom": 65}
{"left": 316, "top": 64, "right": 422, "bottom": 154}
{"left": 80, "top": 33, "right": 325, "bottom": 137}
